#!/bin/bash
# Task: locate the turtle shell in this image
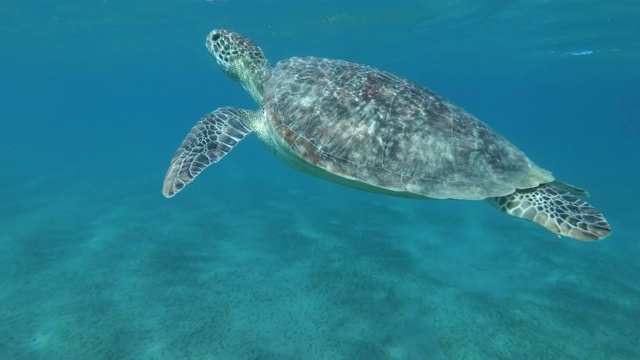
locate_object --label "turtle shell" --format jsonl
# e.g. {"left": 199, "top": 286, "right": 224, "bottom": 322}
{"left": 262, "top": 57, "right": 553, "bottom": 200}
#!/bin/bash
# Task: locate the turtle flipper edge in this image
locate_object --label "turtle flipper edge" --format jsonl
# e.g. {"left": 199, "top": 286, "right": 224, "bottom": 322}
{"left": 162, "top": 107, "right": 253, "bottom": 198}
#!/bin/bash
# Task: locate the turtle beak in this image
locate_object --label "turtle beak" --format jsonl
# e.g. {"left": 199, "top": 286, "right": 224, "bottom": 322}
{"left": 205, "top": 29, "right": 241, "bottom": 82}
{"left": 205, "top": 30, "right": 221, "bottom": 63}
{"left": 205, "top": 30, "right": 219, "bottom": 53}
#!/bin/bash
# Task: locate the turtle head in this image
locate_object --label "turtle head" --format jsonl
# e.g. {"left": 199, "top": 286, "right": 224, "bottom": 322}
{"left": 206, "top": 29, "right": 271, "bottom": 104}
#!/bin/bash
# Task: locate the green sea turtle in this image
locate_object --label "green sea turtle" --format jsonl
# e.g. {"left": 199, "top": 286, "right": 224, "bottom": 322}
{"left": 162, "top": 28, "right": 611, "bottom": 241}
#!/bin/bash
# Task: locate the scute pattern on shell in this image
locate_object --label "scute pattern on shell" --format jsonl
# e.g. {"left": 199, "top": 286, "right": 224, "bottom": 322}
{"left": 263, "top": 57, "right": 553, "bottom": 200}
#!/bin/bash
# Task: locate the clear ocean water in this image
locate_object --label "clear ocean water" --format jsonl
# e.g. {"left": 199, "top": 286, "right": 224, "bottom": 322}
{"left": 1, "top": 1, "right": 639, "bottom": 359}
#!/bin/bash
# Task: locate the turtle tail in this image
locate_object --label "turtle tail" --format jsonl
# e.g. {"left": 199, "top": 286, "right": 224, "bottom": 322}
{"left": 488, "top": 184, "right": 611, "bottom": 241}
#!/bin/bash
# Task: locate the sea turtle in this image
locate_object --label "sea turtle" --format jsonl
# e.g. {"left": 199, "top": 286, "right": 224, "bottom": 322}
{"left": 162, "top": 28, "right": 611, "bottom": 241}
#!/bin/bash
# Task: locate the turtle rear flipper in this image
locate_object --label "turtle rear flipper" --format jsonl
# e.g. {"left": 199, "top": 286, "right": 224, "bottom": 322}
{"left": 162, "top": 107, "right": 255, "bottom": 198}
{"left": 489, "top": 184, "right": 611, "bottom": 241}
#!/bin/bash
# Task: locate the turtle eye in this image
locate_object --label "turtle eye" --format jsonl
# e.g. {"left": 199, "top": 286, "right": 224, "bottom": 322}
{"left": 211, "top": 33, "right": 220, "bottom": 41}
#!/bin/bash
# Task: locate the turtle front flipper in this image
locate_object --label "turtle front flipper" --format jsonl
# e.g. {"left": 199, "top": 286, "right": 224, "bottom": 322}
{"left": 162, "top": 107, "right": 254, "bottom": 198}
{"left": 488, "top": 184, "right": 611, "bottom": 241}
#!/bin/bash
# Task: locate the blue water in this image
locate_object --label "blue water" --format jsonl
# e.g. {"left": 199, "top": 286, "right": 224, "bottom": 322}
{"left": 1, "top": 1, "right": 639, "bottom": 359}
